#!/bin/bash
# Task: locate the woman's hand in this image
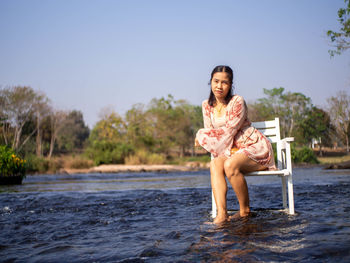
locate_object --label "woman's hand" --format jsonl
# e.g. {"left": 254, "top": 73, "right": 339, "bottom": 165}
{"left": 194, "top": 138, "right": 200, "bottom": 147}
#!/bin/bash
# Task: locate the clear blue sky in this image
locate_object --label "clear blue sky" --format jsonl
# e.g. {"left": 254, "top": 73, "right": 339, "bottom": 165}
{"left": 1, "top": 0, "right": 349, "bottom": 127}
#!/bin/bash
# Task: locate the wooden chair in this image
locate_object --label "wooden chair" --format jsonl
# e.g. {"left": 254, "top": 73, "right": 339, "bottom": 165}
{"left": 211, "top": 117, "right": 295, "bottom": 218}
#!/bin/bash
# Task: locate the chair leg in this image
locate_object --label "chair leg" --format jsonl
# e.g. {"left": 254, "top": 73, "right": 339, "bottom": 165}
{"left": 212, "top": 190, "right": 217, "bottom": 218}
{"left": 281, "top": 176, "right": 287, "bottom": 209}
{"left": 287, "top": 175, "right": 295, "bottom": 215}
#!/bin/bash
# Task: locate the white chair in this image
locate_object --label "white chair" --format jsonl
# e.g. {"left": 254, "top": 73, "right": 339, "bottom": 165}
{"left": 211, "top": 117, "right": 295, "bottom": 218}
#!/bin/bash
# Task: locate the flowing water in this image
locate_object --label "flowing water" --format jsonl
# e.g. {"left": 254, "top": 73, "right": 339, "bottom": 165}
{"left": 1, "top": 167, "right": 350, "bottom": 262}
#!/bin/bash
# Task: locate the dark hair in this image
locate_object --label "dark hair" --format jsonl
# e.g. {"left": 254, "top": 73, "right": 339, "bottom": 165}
{"left": 208, "top": 65, "right": 234, "bottom": 106}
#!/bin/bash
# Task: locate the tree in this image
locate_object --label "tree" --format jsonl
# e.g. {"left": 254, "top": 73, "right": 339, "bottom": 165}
{"left": 183, "top": 103, "right": 202, "bottom": 156}
{"left": 282, "top": 92, "right": 312, "bottom": 136}
{"left": 146, "top": 95, "right": 177, "bottom": 156}
{"left": 255, "top": 87, "right": 285, "bottom": 121}
{"left": 327, "top": 0, "right": 350, "bottom": 56}
{"left": 145, "top": 95, "right": 198, "bottom": 157}
{"left": 297, "top": 106, "right": 333, "bottom": 152}
{"left": 172, "top": 99, "right": 194, "bottom": 157}
{"left": 35, "top": 93, "right": 50, "bottom": 156}
{"left": 48, "top": 110, "right": 68, "bottom": 158}
{"left": 0, "top": 86, "right": 49, "bottom": 151}
{"left": 125, "top": 103, "right": 156, "bottom": 151}
{"left": 56, "top": 110, "right": 89, "bottom": 153}
{"left": 86, "top": 109, "right": 132, "bottom": 164}
{"left": 327, "top": 90, "right": 350, "bottom": 151}
{"left": 125, "top": 96, "right": 203, "bottom": 158}
{"left": 252, "top": 88, "right": 312, "bottom": 139}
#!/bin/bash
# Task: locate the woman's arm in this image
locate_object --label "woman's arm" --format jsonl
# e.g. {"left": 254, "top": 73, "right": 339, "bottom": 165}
{"left": 225, "top": 95, "right": 247, "bottom": 134}
{"left": 202, "top": 100, "right": 213, "bottom": 129}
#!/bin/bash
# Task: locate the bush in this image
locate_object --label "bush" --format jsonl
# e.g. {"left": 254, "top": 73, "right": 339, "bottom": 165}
{"left": 25, "top": 154, "right": 50, "bottom": 173}
{"left": 47, "top": 158, "right": 64, "bottom": 172}
{"left": 292, "top": 146, "right": 319, "bottom": 164}
{"left": 86, "top": 141, "right": 133, "bottom": 165}
{"left": 182, "top": 155, "right": 211, "bottom": 163}
{"left": 0, "top": 146, "right": 26, "bottom": 177}
{"left": 125, "top": 149, "right": 166, "bottom": 165}
{"left": 63, "top": 156, "right": 94, "bottom": 169}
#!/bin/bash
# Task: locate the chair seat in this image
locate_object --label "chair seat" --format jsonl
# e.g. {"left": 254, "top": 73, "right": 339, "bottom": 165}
{"left": 245, "top": 169, "right": 290, "bottom": 177}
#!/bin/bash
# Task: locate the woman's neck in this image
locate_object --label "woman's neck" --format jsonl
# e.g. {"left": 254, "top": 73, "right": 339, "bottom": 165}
{"left": 215, "top": 98, "right": 226, "bottom": 106}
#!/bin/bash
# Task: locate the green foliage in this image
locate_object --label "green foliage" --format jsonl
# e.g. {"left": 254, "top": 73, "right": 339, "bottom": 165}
{"left": 183, "top": 155, "right": 211, "bottom": 163}
{"left": 144, "top": 95, "right": 202, "bottom": 157}
{"left": 56, "top": 110, "right": 90, "bottom": 153}
{"left": 0, "top": 145, "right": 26, "bottom": 177}
{"left": 251, "top": 88, "right": 313, "bottom": 143}
{"left": 25, "top": 154, "right": 49, "bottom": 173}
{"left": 327, "top": 0, "right": 350, "bottom": 56}
{"left": 125, "top": 95, "right": 202, "bottom": 158}
{"left": 86, "top": 95, "right": 203, "bottom": 164}
{"left": 291, "top": 145, "right": 319, "bottom": 164}
{"left": 125, "top": 149, "right": 166, "bottom": 165}
{"left": 86, "top": 111, "right": 133, "bottom": 165}
{"left": 25, "top": 154, "right": 65, "bottom": 174}
{"left": 86, "top": 140, "right": 133, "bottom": 165}
{"left": 0, "top": 86, "right": 50, "bottom": 151}
{"left": 297, "top": 106, "right": 333, "bottom": 146}
{"left": 272, "top": 143, "right": 277, "bottom": 164}
{"left": 125, "top": 103, "right": 157, "bottom": 151}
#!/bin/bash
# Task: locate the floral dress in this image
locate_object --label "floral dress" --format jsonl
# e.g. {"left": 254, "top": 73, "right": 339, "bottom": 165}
{"left": 196, "top": 95, "right": 276, "bottom": 170}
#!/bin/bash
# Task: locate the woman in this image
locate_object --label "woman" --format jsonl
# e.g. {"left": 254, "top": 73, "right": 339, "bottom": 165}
{"left": 195, "top": 65, "right": 276, "bottom": 224}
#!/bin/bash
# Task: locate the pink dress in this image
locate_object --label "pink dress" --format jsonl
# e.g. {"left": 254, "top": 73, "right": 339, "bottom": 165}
{"left": 196, "top": 95, "right": 276, "bottom": 170}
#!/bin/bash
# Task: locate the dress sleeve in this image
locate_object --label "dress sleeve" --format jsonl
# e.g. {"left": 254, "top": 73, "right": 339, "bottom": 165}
{"left": 202, "top": 100, "right": 213, "bottom": 129}
{"left": 195, "top": 96, "right": 247, "bottom": 157}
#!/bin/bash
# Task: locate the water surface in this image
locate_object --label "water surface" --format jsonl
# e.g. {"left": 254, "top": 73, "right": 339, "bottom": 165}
{"left": 1, "top": 167, "right": 350, "bottom": 262}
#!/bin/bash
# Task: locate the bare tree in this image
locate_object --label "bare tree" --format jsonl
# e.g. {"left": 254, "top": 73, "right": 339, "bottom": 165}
{"left": 48, "top": 109, "right": 68, "bottom": 158}
{"left": 0, "top": 86, "right": 49, "bottom": 151}
{"left": 327, "top": 90, "right": 350, "bottom": 152}
{"left": 35, "top": 93, "right": 50, "bottom": 156}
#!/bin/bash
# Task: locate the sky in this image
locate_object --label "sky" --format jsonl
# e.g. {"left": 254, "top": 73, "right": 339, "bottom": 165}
{"left": 1, "top": 0, "right": 349, "bottom": 127}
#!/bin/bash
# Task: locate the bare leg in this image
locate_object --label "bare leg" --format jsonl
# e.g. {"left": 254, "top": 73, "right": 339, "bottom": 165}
{"left": 210, "top": 156, "right": 229, "bottom": 224}
{"left": 224, "top": 153, "right": 266, "bottom": 218}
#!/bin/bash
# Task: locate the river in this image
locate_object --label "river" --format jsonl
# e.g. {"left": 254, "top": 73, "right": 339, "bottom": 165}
{"left": 1, "top": 167, "right": 350, "bottom": 262}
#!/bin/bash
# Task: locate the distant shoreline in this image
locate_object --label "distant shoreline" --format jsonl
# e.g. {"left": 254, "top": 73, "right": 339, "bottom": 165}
{"left": 57, "top": 163, "right": 210, "bottom": 175}
{"left": 29, "top": 160, "right": 350, "bottom": 176}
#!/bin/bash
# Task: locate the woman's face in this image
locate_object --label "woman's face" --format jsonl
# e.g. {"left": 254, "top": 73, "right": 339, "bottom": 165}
{"left": 211, "top": 72, "right": 231, "bottom": 101}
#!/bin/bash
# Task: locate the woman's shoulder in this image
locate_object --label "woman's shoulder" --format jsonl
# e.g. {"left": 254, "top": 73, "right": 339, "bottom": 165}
{"left": 228, "top": 95, "right": 245, "bottom": 105}
{"left": 202, "top": 99, "right": 210, "bottom": 107}
{"left": 201, "top": 99, "right": 213, "bottom": 116}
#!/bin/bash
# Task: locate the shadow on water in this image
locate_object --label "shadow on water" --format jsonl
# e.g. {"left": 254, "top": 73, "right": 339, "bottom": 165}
{"left": 0, "top": 167, "right": 350, "bottom": 262}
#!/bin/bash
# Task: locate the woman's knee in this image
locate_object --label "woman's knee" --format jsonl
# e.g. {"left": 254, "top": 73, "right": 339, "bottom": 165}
{"left": 224, "top": 159, "right": 240, "bottom": 179}
{"left": 211, "top": 157, "right": 225, "bottom": 169}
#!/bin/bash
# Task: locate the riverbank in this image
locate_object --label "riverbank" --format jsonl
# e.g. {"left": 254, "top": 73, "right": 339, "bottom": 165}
{"left": 26, "top": 151, "right": 350, "bottom": 175}
{"left": 37, "top": 160, "right": 350, "bottom": 175}
{"left": 58, "top": 162, "right": 210, "bottom": 175}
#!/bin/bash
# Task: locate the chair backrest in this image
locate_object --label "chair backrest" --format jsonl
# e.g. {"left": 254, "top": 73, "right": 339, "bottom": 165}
{"left": 251, "top": 118, "right": 283, "bottom": 169}
{"left": 251, "top": 117, "right": 281, "bottom": 143}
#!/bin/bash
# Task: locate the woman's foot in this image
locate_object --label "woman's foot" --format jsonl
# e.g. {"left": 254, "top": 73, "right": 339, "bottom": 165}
{"left": 229, "top": 209, "right": 250, "bottom": 220}
{"left": 213, "top": 213, "right": 229, "bottom": 224}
